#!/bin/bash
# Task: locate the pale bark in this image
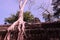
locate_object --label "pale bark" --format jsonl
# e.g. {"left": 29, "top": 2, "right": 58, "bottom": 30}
{"left": 4, "top": 20, "right": 19, "bottom": 40}
{"left": 17, "top": 0, "right": 27, "bottom": 40}
{"left": 4, "top": 32, "right": 10, "bottom": 40}
{"left": 4, "top": 0, "right": 27, "bottom": 40}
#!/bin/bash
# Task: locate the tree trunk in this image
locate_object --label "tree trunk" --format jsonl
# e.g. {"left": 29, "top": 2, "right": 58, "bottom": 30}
{"left": 4, "top": 0, "right": 27, "bottom": 40}
{"left": 17, "top": 0, "right": 27, "bottom": 40}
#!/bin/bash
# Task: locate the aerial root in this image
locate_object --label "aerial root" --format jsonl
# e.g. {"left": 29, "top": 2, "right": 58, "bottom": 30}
{"left": 4, "top": 20, "right": 26, "bottom": 40}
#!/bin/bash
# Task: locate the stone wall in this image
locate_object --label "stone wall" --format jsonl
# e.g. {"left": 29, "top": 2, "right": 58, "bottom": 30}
{"left": 0, "top": 22, "right": 60, "bottom": 40}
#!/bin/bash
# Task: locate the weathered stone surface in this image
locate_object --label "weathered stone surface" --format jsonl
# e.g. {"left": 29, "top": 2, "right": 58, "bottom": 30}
{"left": 0, "top": 22, "right": 60, "bottom": 40}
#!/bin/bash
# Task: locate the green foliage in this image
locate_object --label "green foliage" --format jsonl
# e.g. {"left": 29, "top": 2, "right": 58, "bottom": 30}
{"left": 24, "top": 11, "right": 34, "bottom": 22}
{"left": 5, "top": 11, "right": 34, "bottom": 24}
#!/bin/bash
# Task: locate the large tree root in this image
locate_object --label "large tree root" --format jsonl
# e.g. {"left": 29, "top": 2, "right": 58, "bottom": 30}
{"left": 4, "top": 20, "right": 26, "bottom": 40}
{"left": 4, "top": 32, "right": 10, "bottom": 40}
{"left": 4, "top": 20, "right": 19, "bottom": 40}
{"left": 4, "top": 0, "right": 28, "bottom": 40}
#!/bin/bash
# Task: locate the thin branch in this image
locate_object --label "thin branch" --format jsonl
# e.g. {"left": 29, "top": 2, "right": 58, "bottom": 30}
{"left": 37, "top": 5, "right": 51, "bottom": 14}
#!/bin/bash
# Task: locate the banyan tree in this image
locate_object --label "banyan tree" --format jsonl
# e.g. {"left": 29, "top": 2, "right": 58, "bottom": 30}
{"left": 4, "top": 0, "right": 28, "bottom": 40}
{"left": 3, "top": 0, "right": 51, "bottom": 40}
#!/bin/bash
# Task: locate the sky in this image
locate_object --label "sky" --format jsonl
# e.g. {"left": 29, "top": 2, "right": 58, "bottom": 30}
{"left": 0, "top": 0, "right": 52, "bottom": 24}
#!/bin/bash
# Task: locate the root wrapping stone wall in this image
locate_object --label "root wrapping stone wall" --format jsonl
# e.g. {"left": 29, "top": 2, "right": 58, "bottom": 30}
{"left": 0, "top": 22, "right": 60, "bottom": 40}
